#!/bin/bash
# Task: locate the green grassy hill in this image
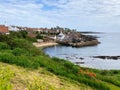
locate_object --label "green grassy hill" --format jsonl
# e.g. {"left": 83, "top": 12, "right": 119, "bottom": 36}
{"left": 0, "top": 62, "right": 93, "bottom": 90}
{"left": 0, "top": 31, "right": 120, "bottom": 90}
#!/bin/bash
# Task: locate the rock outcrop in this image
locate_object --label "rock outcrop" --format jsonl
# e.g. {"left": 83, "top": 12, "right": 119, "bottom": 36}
{"left": 56, "top": 32, "right": 100, "bottom": 47}
{"left": 93, "top": 56, "right": 120, "bottom": 60}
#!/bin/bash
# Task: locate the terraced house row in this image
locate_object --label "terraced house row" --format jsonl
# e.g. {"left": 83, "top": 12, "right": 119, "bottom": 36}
{"left": 0, "top": 24, "right": 61, "bottom": 35}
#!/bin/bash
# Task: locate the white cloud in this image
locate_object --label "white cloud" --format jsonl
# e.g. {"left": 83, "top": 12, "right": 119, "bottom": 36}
{"left": 41, "top": 0, "right": 120, "bottom": 16}
{"left": 0, "top": 0, "right": 120, "bottom": 32}
{"left": 0, "top": 0, "right": 54, "bottom": 26}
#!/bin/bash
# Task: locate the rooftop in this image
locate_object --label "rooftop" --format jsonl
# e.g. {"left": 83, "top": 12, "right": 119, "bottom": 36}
{"left": 0, "top": 25, "right": 9, "bottom": 34}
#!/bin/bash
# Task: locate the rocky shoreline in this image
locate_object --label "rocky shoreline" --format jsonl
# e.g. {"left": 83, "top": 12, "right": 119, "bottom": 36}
{"left": 69, "top": 40, "right": 99, "bottom": 47}
{"left": 56, "top": 32, "right": 100, "bottom": 47}
{"left": 93, "top": 56, "right": 120, "bottom": 60}
{"left": 57, "top": 40, "right": 99, "bottom": 47}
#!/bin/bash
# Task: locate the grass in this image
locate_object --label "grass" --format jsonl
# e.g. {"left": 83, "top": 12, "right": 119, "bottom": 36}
{"left": 0, "top": 64, "right": 14, "bottom": 90}
{"left": 0, "top": 62, "right": 92, "bottom": 90}
{"left": 0, "top": 51, "right": 109, "bottom": 89}
{"left": 0, "top": 33, "right": 120, "bottom": 90}
{"left": 104, "top": 82, "right": 120, "bottom": 90}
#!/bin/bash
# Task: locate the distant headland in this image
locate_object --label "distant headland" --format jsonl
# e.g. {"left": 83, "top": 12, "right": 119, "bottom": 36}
{"left": 0, "top": 25, "right": 100, "bottom": 47}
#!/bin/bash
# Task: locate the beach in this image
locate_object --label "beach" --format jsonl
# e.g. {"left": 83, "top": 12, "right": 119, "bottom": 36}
{"left": 33, "top": 42, "right": 59, "bottom": 48}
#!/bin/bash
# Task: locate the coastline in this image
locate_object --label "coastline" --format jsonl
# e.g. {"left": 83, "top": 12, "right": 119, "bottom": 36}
{"left": 33, "top": 39, "right": 99, "bottom": 48}
{"left": 57, "top": 40, "right": 99, "bottom": 47}
{"left": 33, "top": 42, "right": 59, "bottom": 48}
{"left": 70, "top": 40, "right": 100, "bottom": 47}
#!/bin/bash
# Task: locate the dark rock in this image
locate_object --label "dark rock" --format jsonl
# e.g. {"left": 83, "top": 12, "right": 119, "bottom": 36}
{"left": 79, "top": 57, "right": 84, "bottom": 60}
{"left": 93, "top": 56, "right": 120, "bottom": 60}
{"left": 76, "top": 57, "right": 79, "bottom": 59}
{"left": 75, "top": 62, "right": 84, "bottom": 64}
{"left": 56, "top": 32, "right": 100, "bottom": 47}
{"left": 66, "top": 57, "right": 69, "bottom": 59}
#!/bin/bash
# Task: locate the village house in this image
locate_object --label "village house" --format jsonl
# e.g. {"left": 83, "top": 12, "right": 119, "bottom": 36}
{"left": 0, "top": 25, "right": 9, "bottom": 34}
{"left": 48, "top": 29, "right": 60, "bottom": 35}
{"left": 7, "top": 25, "right": 52, "bottom": 34}
{"left": 26, "top": 27, "right": 44, "bottom": 33}
{"left": 8, "top": 25, "right": 20, "bottom": 31}
{"left": 17, "top": 26, "right": 27, "bottom": 31}
{"left": 57, "top": 31, "right": 66, "bottom": 41}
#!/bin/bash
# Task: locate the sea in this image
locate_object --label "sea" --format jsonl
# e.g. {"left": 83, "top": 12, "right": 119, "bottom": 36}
{"left": 43, "top": 32, "right": 120, "bottom": 70}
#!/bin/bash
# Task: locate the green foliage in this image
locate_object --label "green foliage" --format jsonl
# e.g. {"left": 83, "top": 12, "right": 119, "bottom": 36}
{"left": 9, "top": 30, "right": 28, "bottom": 38}
{"left": 0, "top": 49, "right": 110, "bottom": 90}
{"left": 0, "top": 52, "right": 40, "bottom": 69}
{"left": 0, "top": 34, "right": 12, "bottom": 42}
{"left": 36, "top": 33, "right": 43, "bottom": 39}
{"left": 8, "top": 39, "right": 32, "bottom": 49}
{"left": 0, "top": 42, "right": 10, "bottom": 50}
{"left": 6, "top": 38, "right": 44, "bottom": 56}
{"left": 0, "top": 65, "right": 14, "bottom": 90}
{"left": 97, "top": 75, "right": 120, "bottom": 87}
{"left": 27, "top": 77, "right": 55, "bottom": 90}
{"left": 26, "top": 37, "right": 37, "bottom": 42}
{"left": 12, "top": 48, "right": 26, "bottom": 56}
{"left": 99, "top": 70, "right": 120, "bottom": 75}
{"left": 0, "top": 31, "right": 120, "bottom": 90}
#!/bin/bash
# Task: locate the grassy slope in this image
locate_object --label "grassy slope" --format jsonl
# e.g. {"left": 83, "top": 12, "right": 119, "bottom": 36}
{"left": 104, "top": 82, "right": 120, "bottom": 90}
{"left": 1, "top": 33, "right": 120, "bottom": 90}
{"left": 0, "top": 62, "right": 92, "bottom": 90}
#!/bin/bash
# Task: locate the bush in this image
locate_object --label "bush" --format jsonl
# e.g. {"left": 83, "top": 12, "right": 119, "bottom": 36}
{"left": 0, "top": 42, "right": 10, "bottom": 50}
{"left": 36, "top": 34, "right": 43, "bottom": 39}
{"left": 12, "top": 48, "right": 27, "bottom": 56}
{"left": 7, "top": 39, "right": 44, "bottom": 56}
{"left": 0, "top": 53, "right": 39, "bottom": 69}
{"left": 8, "top": 39, "right": 32, "bottom": 49}
{"left": 0, "top": 35, "right": 11, "bottom": 42}
{"left": 27, "top": 37, "right": 37, "bottom": 42}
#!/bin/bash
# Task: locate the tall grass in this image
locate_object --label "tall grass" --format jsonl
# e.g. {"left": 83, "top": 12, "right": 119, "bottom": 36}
{"left": 97, "top": 75, "right": 120, "bottom": 87}
{"left": 0, "top": 65, "right": 14, "bottom": 90}
{"left": 27, "top": 76, "right": 55, "bottom": 90}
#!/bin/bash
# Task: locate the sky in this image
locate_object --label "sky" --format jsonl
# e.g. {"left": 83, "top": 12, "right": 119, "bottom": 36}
{"left": 0, "top": 0, "right": 120, "bottom": 32}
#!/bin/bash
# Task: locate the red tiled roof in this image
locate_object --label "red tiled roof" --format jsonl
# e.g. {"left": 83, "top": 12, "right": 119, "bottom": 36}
{"left": 0, "top": 25, "right": 9, "bottom": 34}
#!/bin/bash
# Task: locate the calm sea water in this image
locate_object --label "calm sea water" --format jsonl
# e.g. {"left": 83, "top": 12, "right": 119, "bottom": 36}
{"left": 43, "top": 32, "right": 120, "bottom": 70}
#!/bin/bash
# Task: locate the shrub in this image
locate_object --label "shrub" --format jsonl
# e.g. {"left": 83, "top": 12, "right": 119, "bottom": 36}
{"left": 8, "top": 39, "right": 32, "bottom": 49}
{"left": 0, "top": 34, "right": 11, "bottom": 42}
{"left": 36, "top": 34, "right": 43, "bottom": 39}
{"left": 0, "top": 42, "right": 10, "bottom": 50}
{"left": 0, "top": 53, "right": 39, "bottom": 69}
{"left": 8, "top": 39, "right": 44, "bottom": 56}
{"left": 27, "top": 37, "right": 37, "bottom": 42}
{"left": 12, "top": 48, "right": 27, "bottom": 56}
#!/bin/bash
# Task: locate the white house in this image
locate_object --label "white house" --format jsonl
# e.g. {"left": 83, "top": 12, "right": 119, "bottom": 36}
{"left": 57, "top": 31, "right": 65, "bottom": 41}
{"left": 8, "top": 25, "right": 20, "bottom": 31}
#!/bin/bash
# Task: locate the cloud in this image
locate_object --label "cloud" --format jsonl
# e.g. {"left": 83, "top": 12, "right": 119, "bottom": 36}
{"left": 41, "top": 0, "right": 120, "bottom": 16}
{"left": 0, "top": 0, "right": 55, "bottom": 26}
{"left": 0, "top": 0, "right": 120, "bottom": 32}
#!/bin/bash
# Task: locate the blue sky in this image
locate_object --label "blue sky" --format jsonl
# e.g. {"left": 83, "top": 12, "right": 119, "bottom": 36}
{"left": 0, "top": 0, "right": 120, "bottom": 32}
